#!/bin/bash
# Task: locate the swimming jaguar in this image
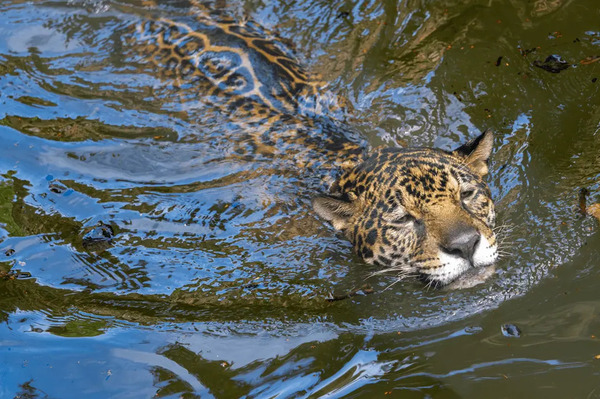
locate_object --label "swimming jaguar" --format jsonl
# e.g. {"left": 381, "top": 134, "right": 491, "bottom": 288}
{"left": 126, "top": 2, "right": 499, "bottom": 288}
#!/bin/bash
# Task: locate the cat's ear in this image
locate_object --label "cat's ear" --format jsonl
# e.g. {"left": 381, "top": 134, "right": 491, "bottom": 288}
{"left": 312, "top": 194, "right": 355, "bottom": 230}
{"left": 454, "top": 130, "right": 494, "bottom": 176}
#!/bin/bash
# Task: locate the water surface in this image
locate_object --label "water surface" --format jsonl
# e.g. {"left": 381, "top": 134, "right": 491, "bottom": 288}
{"left": 1, "top": 0, "right": 600, "bottom": 397}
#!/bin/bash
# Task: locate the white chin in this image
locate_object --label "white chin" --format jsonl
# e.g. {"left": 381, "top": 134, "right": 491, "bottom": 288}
{"left": 426, "top": 234, "right": 498, "bottom": 286}
{"left": 472, "top": 234, "right": 498, "bottom": 267}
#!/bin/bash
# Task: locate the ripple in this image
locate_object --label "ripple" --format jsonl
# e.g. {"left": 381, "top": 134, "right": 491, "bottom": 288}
{"left": 2, "top": 0, "right": 600, "bottom": 396}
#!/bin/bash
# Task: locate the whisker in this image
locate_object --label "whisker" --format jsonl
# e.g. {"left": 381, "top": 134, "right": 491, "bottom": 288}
{"left": 493, "top": 221, "right": 517, "bottom": 261}
{"left": 368, "top": 267, "right": 402, "bottom": 278}
{"left": 381, "top": 272, "right": 417, "bottom": 291}
{"left": 494, "top": 227, "right": 515, "bottom": 235}
{"left": 497, "top": 238, "right": 516, "bottom": 244}
{"left": 493, "top": 222, "right": 515, "bottom": 231}
{"left": 382, "top": 278, "right": 403, "bottom": 292}
{"left": 423, "top": 276, "right": 437, "bottom": 292}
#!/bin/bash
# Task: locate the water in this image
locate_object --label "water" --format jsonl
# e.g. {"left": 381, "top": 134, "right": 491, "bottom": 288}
{"left": 1, "top": 0, "right": 599, "bottom": 397}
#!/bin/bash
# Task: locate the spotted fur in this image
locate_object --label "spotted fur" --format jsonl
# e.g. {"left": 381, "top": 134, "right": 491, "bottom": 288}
{"left": 128, "top": 5, "right": 498, "bottom": 287}
{"left": 313, "top": 132, "right": 498, "bottom": 287}
{"left": 125, "top": 8, "right": 364, "bottom": 170}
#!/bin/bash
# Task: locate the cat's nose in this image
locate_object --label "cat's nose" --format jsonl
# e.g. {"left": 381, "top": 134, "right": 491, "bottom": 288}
{"left": 440, "top": 224, "right": 480, "bottom": 262}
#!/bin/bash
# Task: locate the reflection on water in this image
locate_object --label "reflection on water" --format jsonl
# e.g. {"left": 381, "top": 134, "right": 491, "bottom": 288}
{"left": 1, "top": 0, "right": 600, "bottom": 397}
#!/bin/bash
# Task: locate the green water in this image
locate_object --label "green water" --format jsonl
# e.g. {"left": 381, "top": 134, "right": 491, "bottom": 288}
{"left": 0, "top": 0, "right": 599, "bottom": 397}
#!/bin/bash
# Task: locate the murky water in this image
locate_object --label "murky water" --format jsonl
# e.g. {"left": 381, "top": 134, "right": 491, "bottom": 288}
{"left": 1, "top": 0, "right": 599, "bottom": 397}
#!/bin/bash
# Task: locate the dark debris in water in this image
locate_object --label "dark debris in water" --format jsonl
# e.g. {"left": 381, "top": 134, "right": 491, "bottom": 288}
{"left": 48, "top": 181, "right": 68, "bottom": 194}
{"left": 578, "top": 188, "right": 590, "bottom": 216}
{"left": 326, "top": 284, "right": 374, "bottom": 302}
{"left": 0, "top": 269, "right": 32, "bottom": 281}
{"left": 577, "top": 188, "right": 600, "bottom": 221}
{"left": 82, "top": 222, "right": 115, "bottom": 252}
{"left": 519, "top": 47, "right": 537, "bottom": 57}
{"left": 533, "top": 55, "right": 570, "bottom": 73}
{"left": 501, "top": 323, "right": 522, "bottom": 338}
{"left": 5, "top": 248, "right": 15, "bottom": 256}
